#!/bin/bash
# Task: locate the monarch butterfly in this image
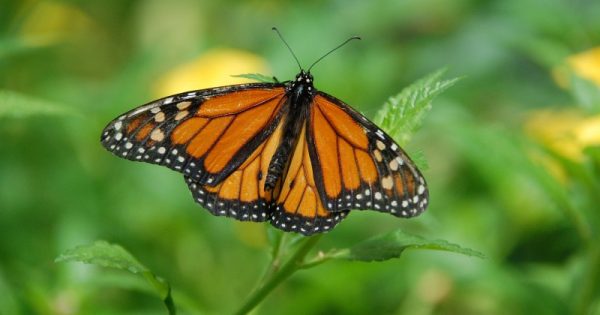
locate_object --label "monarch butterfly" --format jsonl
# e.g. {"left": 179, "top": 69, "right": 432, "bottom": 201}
{"left": 100, "top": 28, "right": 428, "bottom": 235}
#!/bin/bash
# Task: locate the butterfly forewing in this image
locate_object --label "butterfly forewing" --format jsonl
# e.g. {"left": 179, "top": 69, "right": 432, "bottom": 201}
{"left": 183, "top": 116, "right": 288, "bottom": 221}
{"left": 307, "top": 93, "right": 428, "bottom": 217}
{"left": 101, "top": 84, "right": 287, "bottom": 186}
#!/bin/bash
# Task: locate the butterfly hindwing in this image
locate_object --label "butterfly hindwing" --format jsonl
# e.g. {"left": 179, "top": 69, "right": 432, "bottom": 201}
{"left": 271, "top": 123, "right": 349, "bottom": 235}
{"left": 101, "top": 84, "right": 287, "bottom": 186}
{"left": 307, "top": 92, "right": 428, "bottom": 217}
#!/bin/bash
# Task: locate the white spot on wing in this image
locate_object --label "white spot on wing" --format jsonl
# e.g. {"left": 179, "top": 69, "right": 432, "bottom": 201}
{"left": 150, "top": 129, "right": 165, "bottom": 141}
{"left": 177, "top": 101, "right": 191, "bottom": 110}
{"left": 174, "top": 110, "right": 189, "bottom": 121}
{"left": 381, "top": 176, "right": 393, "bottom": 190}
{"left": 154, "top": 111, "right": 165, "bottom": 122}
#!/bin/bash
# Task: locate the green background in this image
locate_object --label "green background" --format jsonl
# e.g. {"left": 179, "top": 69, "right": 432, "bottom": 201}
{"left": 2, "top": 0, "right": 600, "bottom": 314}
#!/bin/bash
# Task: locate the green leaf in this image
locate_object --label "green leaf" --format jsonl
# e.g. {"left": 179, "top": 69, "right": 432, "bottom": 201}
{"left": 374, "top": 68, "right": 462, "bottom": 145}
{"left": 231, "top": 73, "right": 276, "bottom": 83}
{"left": 56, "top": 241, "right": 176, "bottom": 315}
{"left": 55, "top": 240, "right": 148, "bottom": 273}
{"left": 0, "top": 90, "right": 76, "bottom": 118}
{"left": 332, "top": 229, "right": 484, "bottom": 262}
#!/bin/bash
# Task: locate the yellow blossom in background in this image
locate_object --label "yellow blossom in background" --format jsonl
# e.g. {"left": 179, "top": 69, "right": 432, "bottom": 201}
{"left": 552, "top": 46, "right": 600, "bottom": 89}
{"left": 525, "top": 109, "right": 600, "bottom": 162}
{"left": 19, "top": 1, "right": 92, "bottom": 46}
{"left": 567, "top": 47, "right": 600, "bottom": 86}
{"left": 154, "top": 49, "right": 270, "bottom": 97}
{"left": 539, "top": 47, "right": 600, "bottom": 165}
{"left": 154, "top": 48, "right": 270, "bottom": 246}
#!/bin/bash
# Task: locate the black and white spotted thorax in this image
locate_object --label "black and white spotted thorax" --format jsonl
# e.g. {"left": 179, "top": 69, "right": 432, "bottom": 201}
{"left": 286, "top": 70, "right": 315, "bottom": 107}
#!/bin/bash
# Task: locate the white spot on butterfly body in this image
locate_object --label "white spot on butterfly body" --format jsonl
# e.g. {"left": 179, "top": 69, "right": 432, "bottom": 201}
{"left": 376, "top": 140, "right": 386, "bottom": 150}
{"left": 389, "top": 159, "right": 399, "bottom": 171}
{"left": 115, "top": 133, "right": 123, "bottom": 141}
{"left": 402, "top": 200, "right": 408, "bottom": 207}
{"left": 125, "top": 142, "right": 133, "bottom": 149}
{"left": 150, "top": 107, "right": 161, "bottom": 114}
{"left": 171, "top": 149, "right": 178, "bottom": 155}
{"left": 418, "top": 185, "right": 426, "bottom": 195}
{"left": 158, "top": 147, "right": 166, "bottom": 154}
{"left": 163, "top": 97, "right": 174, "bottom": 104}
{"left": 376, "top": 129, "right": 385, "bottom": 139}
{"left": 114, "top": 121, "right": 122, "bottom": 130}
{"left": 374, "top": 192, "right": 382, "bottom": 200}
{"left": 178, "top": 156, "right": 185, "bottom": 163}
{"left": 391, "top": 143, "right": 398, "bottom": 151}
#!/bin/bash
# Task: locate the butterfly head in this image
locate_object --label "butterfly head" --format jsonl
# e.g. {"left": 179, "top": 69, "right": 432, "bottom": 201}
{"left": 291, "top": 70, "right": 314, "bottom": 91}
{"left": 295, "top": 70, "right": 313, "bottom": 84}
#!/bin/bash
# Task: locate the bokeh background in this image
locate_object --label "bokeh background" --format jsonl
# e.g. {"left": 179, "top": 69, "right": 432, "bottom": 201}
{"left": 2, "top": 0, "right": 600, "bottom": 314}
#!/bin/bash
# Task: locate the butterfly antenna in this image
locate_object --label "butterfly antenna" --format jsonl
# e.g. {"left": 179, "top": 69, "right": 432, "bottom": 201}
{"left": 272, "top": 27, "right": 302, "bottom": 70}
{"left": 308, "top": 36, "right": 361, "bottom": 71}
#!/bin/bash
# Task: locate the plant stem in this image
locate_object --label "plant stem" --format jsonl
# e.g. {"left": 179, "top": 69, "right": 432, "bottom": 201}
{"left": 232, "top": 234, "right": 322, "bottom": 315}
{"left": 142, "top": 272, "right": 176, "bottom": 315}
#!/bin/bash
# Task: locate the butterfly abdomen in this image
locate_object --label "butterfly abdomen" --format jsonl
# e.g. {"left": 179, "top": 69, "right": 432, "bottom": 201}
{"left": 265, "top": 84, "right": 312, "bottom": 191}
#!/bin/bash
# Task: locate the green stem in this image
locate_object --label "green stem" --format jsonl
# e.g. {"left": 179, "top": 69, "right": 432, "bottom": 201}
{"left": 142, "top": 272, "right": 176, "bottom": 315}
{"left": 300, "top": 249, "right": 348, "bottom": 270}
{"left": 232, "top": 234, "right": 322, "bottom": 315}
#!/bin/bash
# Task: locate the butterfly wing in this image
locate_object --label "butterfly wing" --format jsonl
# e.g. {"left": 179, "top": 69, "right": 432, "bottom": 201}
{"left": 307, "top": 92, "right": 428, "bottom": 217}
{"left": 270, "top": 122, "right": 349, "bottom": 235}
{"left": 184, "top": 117, "right": 286, "bottom": 221}
{"left": 101, "top": 84, "right": 287, "bottom": 186}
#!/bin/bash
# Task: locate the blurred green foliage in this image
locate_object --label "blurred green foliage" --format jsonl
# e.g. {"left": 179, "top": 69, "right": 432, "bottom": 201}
{"left": 2, "top": 0, "right": 600, "bottom": 314}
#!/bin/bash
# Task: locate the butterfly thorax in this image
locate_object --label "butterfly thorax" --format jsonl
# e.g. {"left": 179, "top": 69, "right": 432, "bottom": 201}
{"left": 264, "top": 71, "right": 315, "bottom": 191}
